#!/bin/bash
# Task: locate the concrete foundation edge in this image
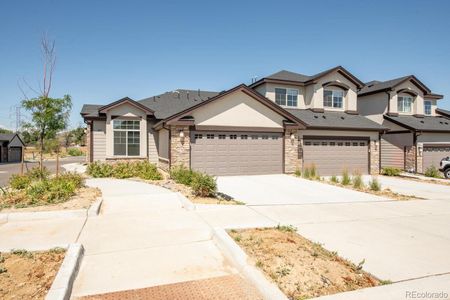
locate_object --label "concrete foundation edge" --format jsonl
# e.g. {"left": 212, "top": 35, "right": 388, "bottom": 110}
{"left": 212, "top": 227, "right": 287, "bottom": 300}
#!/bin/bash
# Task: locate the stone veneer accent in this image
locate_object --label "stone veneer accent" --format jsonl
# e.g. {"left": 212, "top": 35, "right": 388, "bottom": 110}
{"left": 416, "top": 143, "right": 423, "bottom": 174}
{"left": 405, "top": 146, "right": 416, "bottom": 172}
{"left": 284, "top": 130, "right": 301, "bottom": 173}
{"left": 369, "top": 139, "right": 380, "bottom": 175}
{"left": 170, "top": 125, "right": 190, "bottom": 168}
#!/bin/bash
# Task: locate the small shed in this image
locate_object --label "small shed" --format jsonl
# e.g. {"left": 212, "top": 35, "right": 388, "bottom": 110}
{"left": 0, "top": 133, "right": 25, "bottom": 163}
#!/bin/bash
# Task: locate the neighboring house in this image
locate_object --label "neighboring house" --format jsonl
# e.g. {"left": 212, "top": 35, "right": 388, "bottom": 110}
{"left": 81, "top": 66, "right": 386, "bottom": 176}
{"left": 0, "top": 133, "right": 25, "bottom": 163}
{"left": 358, "top": 75, "right": 449, "bottom": 173}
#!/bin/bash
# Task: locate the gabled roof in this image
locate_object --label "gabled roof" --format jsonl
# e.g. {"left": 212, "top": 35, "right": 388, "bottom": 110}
{"left": 154, "top": 84, "right": 306, "bottom": 129}
{"left": 436, "top": 108, "right": 450, "bottom": 118}
{"left": 0, "top": 133, "right": 25, "bottom": 146}
{"left": 98, "top": 97, "right": 154, "bottom": 114}
{"left": 250, "top": 66, "right": 364, "bottom": 89}
{"left": 139, "top": 89, "right": 219, "bottom": 119}
{"left": 359, "top": 75, "right": 432, "bottom": 96}
{"left": 286, "top": 109, "right": 387, "bottom": 132}
{"left": 384, "top": 115, "right": 450, "bottom": 132}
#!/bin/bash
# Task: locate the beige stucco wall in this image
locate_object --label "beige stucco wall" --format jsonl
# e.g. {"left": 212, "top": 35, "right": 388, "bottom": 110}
{"left": 358, "top": 93, "right": 388, "bottom": 124}
{"left": 158, "top": 128, "right": 169, "bottom": 160}
{"left": 311, "top": 72, "right": 359, "bottom": 112}
{"left": 382, "top": 132, "right": 414, "bottom": 147}
{"left": 258, "top": 83, "right": 306, "bottom": 109}
{"left": 105, "top": 103, "right": 148, "bottom": 158}
{"left": 299, "top": 129, "right": 379, "bottom": 141}
{"left": 388, "top": 80, "right": 425, "bottom": 115}
{"left": 191, "top": 90, "right": 285, "bottom": 128}
{"left": 92, "top": 120, "right": 106, "bottom": 161}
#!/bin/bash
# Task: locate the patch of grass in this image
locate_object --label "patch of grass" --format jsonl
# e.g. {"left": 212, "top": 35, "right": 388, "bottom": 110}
{"left": 294, "top": 169, "right": 301, "bottom": 177}
{"left": 49, "top": 247, "right": 66, "bottom": 254}
{"left": 67, "top": 147, "right": 84, "bottom": 156}
{"left": 233, "top": 235, "right": 242, "bottom": 242}
{"left": 302, "top": 167, "right": 310, "bottom": 179}
{"left": 11, "top": 249, "right": 33, "bottom": 259}
{"left": 309, "top": 164, "right": 317, "bottom": 179}
{"left": 424, "top": 165, "right": 442, "bottom": 178}
{"left": 341, "top": 169, "right": 351, "bottom": 185}
{"left": 380, "top": 279, "right": 393, "bottom": 285}
{"left": 381, "top": 167, "right": 401, "bottom": 176}
{"left": 276, "top": 224, "right": 297, "bottom": 232}
{"left": 369, "top": 177, "right": 382, "bottom": 191}
{"left": 87, "top": 161, "right": 162, "bottom": 180}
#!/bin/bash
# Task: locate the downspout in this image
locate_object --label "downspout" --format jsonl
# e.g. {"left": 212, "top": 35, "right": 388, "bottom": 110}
{"left": 163, "top": 123, "right": 171, "bottom": 169}
{"left": 415, "top": 131, "right": 422, "bottom": 173}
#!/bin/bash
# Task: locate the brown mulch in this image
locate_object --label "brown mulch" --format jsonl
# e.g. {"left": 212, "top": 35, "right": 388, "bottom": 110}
{"left": 229, "top": 228, "right": 380, "bottom": 300}
{"left": 0, "top": 249, "right": 65, "bottom": 300}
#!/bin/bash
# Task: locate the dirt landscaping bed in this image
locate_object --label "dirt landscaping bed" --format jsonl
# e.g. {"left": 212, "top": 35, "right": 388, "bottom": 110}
{"left": 229, "top": 227, "right": 382, "bottom": 299}
{"left": 0, "top": 248, "right": 66, "bottom": 300}
{"left": 0, "top": 186, "right": 101, "bottom": 212}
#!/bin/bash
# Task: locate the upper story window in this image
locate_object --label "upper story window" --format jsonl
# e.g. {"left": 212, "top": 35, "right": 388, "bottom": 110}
{"left": 398, "top": 96, "right": 413, "bottom": 113}
{"left": 275, "top": 88, "right": 298, "bottom": 107}
{"left": 323, "top": 89, "right": 344, "bottom": 108}
{"left": 424, "top": 100, "right": 432, "bottom": 115}
{"left": 113, "top": 119, "right": 140, "bottom": 156}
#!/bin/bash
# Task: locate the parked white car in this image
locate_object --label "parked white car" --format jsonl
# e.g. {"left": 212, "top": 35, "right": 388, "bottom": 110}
{"left": 440, "top": 157, "right": 450, "bottom": 179}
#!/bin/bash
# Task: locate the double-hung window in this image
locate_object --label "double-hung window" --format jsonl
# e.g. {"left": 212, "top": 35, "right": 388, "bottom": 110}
{"left": 424, "top": 100, "right": 432, "bottom": 115}
{"left": 113, "top": 120, "right": 140, "bottom": 156}
{"left": 323, "top": 90, "right": 344, "bottom": 108}
{"left": 275, "top": 88, "right": 298, "bottom": 107}
{"left": 398, "top": 96, "right": 413, "bottom": 113}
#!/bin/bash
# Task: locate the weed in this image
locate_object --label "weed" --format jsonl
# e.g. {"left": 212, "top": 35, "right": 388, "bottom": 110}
{"left": 369, "top": 177, "right": 382, "bottom": 191}
{"left": 11, "top": 249, "right": 33, "bottom": 258}
{"left": 191, "top": 172, "right": 217, "bottom": 197}
{"left": 67, "top": 148, "right": 84, "bottom": 156}
{"left": 356, "top": 258, "right": 365, "bottom": 271}
{"left": 9, "top": 174, "right": 31, "bottom": 190}
{"left": 234, "top": 235, "right": 242, "bottom": 242}
{"left": 0, "top": 267, "right": 7, "bottom": 274}
{"left": 302, "top": 167, "right": 310, "bottom": 179}
{"left": 381, "top": 167, "right": 401, "bottom": 176}
{"left": 380, "top": 279, "right": 393, "bottom": 285}
{"left": 255, "top": 260, "right": 263, "bottom": 268}
{"left": 294, "top": 169, "right": 301, "bottom": 177}
{"left": 309, "top": 164, "right": 317, "bottom": 179}
{"left": 230, "top": 229, "right": 237, "bottom": 234}
{"left": 352, "top": 172, "right": 364, "bottom": 189}
{"left": 276, "top": 224, "right": 297, "bottom": 232}
{"left": 425, "top": 165, "right": 442, "bottom": 178}
{"left": 49, "top": 247, "right": 66, "bottom": 253}
{"left": 330, "top": 175, "right": 339, "bottom": 184}
{"left": 276, "top": 266, "right": 291, "bottom": 277}
{"left": 341, "top": 169, "right": 351, "bottom": 185}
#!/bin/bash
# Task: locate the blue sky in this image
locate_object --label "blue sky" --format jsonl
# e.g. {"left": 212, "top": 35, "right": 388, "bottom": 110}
{"left": 1, "top": 0, "right": 450, "bottom": 129}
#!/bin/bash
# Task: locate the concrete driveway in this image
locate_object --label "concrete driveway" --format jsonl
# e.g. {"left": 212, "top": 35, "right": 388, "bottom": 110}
{"left": 362, "top": 175, "right": 450, "bottom": 200}
{"left": 217, "top": 174, "right": 389, "bottom": 205}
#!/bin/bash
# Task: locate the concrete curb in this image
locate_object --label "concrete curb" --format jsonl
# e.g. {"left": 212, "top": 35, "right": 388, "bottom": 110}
{"left": 46, "top": 243, "right": 84, "bottom": 300}
{"left": 212, "top": 227, "right": 287, "bottom": 300}
{"left": 87, "top": 197, "right": 103, "bottom": 216}
{"left": 0, "top": 209, "right": 87, "bottom": 222}
{"left": 176, "top": 192, "right": 196, "bottom": 211}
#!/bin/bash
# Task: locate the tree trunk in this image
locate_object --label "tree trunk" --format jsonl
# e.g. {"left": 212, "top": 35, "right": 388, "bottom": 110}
{"left": 40, "top": 135, "right": 44, "bottom": 175}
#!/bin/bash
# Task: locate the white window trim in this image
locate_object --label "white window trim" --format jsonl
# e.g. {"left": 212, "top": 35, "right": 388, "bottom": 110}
{"left": 323, "top": 89, "right": 344, "bottom": 109}
{"left": 398, "top": 96, "right": 413, "bottom": 113}
{"left": 113, "top": 119, "right": 141, "bottom": 157}
{"left": 424, "top": 100, "right": 432, "bottom": 115}
{"left": 275, "top": 87, "right": 299, "bottom": 107}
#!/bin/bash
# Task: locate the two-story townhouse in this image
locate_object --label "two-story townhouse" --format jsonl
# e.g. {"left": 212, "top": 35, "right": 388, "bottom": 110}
{"left": 358, "top": 76, "right": 450, "bottom": 173}
{"left": 80, "top": 66, "right": 385, "bottom": 177}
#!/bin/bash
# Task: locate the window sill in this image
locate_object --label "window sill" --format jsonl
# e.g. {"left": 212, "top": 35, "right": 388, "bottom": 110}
{"left": 106, "top": 156, "right": 147, "bottom": 160}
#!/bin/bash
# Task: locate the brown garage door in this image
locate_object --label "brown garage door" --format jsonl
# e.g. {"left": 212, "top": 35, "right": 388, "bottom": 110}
{"left": 190, "top": 131, "right": 283, "bottom": 176}
{"left": 381, "top": 138, "right": 404, "bottom": 169}
{"left": 423, "top": 145, "right": 450, "bottom": 170}
{"left": 303, "top": 138, "right": 369, "bottom": 176}
{"left": 8, "top": 147, "right": 22, "bottom": 162}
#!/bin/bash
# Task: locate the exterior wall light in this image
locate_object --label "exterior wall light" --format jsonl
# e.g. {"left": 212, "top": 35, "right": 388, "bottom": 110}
{"left": 179, "top": 130, "right": 185, "bottom": 143}
{"left": 290, "top": 132, "right": 296, "bottom": 142}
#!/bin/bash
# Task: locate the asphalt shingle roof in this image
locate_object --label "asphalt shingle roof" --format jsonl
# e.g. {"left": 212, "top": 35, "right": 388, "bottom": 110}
{"left": 384, "top": 115, "right": 450, "bottom": 132}
{"left": 139, "top": 89, "right": 219, "bottom": 119}
{"left": 286, "top": 109, "right": 386, "bottom": 131}
{"left": 358, "top": 76, "right": 411, "bottom": 95}
{"left": 265, "top": 70, "right": 312, "bottom": 82}
{"left": 80, "top": 104, "right": 103, "bottom": 118}
{"left": 0, "top": 133, "right": 16, "bottom": 142}
{"left": 436, "top": 108, "right": 450, "bottom": 118}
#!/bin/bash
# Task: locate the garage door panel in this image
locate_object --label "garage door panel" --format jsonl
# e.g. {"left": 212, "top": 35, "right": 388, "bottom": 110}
{"left": 191, "top": 131, "right": 283, "bottom": 176}
{"left": 303, "top": 139, "right": 369, "bottom": 176}
{"left": 423, "top": 146, "right": 450, "bottom": 170}
{"left": 381, "top": 139, "right": 404, "bottom": 169}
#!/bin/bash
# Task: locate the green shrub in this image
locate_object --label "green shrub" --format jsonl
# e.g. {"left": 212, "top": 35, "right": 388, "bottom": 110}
{"left": 170, "top": 165, "right": 195, "bottom": 186}
{"left": 381, "top": 167, "right": 401, "bottom": 176}
{"left": 352, "top": 172, "right": 364, "bottom": 189}
{"left": 330, "top": 175, "right": 339, "bottom": 184}
{"left": 424, "top": 165, "right": 441, "bottom": 178}
{"left": 191, "top": 172, "right": 217, "bottom": 197}
{"left": 67, "top": 147, "right": 84, "bottom": 156}
{"left": 87, "top": 161, "right": 114, "bottom": 178}
{"left": 134, "top": 161, "right": 162, "bottom": 180}
{"left": 294, "top": 169, "right": 301, "bottom": 177}
{"left": 341, "top": 169, "right": 351, "bottom": 185}
{"left": 369, "top": 177, "right": 382, "bottom": 191}
{"left": 111, "top": 162, "right": 135, "bottom": 178}
{"left": 28, "top": 166, "right": 50, "bottom": 180}
{"left": 9, "top": 174, "right": 31, "bottom": 190}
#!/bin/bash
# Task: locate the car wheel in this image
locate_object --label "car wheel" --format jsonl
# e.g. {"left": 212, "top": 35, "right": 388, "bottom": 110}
{"left": 445, "top": 169, "right": 450, "bottom": 179}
